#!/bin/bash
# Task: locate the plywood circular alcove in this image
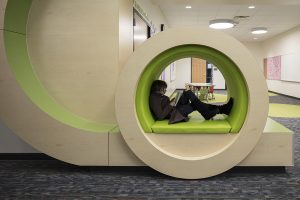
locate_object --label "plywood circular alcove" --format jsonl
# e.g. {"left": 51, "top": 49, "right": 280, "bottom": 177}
{"left": 115, "top": 27, "right": 269, "bottom": 179}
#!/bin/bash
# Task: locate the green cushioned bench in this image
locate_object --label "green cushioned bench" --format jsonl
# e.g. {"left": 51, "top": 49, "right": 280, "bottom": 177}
{"left": 264, "top": 118, "right": 292, "bottom": 133}
{"left": 151, "top": 112, "right": 231, "bottom": 134}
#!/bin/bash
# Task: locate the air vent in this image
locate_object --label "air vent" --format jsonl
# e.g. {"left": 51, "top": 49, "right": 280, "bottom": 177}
{"left": 234, "top": 16, "right": 250, "bottom": 19}
{"left": 232, "top": 16, "right": 250, "bottom": 27}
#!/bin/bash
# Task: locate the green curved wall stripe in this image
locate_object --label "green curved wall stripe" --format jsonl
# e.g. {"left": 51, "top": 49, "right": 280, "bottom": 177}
{"left": 4, "top": 0, "right": 32, "bottom": 34}
{"left": 4, "top": 0, "right": 116, "bottom": 132}
{"left": 136, "top": 44, "right": 249, "bottom": 133}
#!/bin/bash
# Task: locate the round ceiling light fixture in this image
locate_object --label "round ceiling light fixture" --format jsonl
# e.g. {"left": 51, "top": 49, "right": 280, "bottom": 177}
{"left": 251, "top": 27, "right": 268, "bottom": 34}
{"left": 209, "top": 19, "right": 234, "bottom": 29}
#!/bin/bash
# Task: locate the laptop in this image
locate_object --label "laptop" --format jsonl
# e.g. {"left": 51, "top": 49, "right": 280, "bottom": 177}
{"left": 169, "top": 90, "right": 183, "bottom": 106}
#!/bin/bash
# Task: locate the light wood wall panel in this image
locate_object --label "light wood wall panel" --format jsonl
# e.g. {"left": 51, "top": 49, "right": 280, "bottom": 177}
{"left": 192, "top": 57, "right": 206, "bottom": 83}
{"left": 27, "top": 0, "right": 133, "bottom": 124}
{"left": 109, "top": 128, "right": 144, "bottom": 166}
{"left": 0, "top": 30, "right": 109, "bottom": 165}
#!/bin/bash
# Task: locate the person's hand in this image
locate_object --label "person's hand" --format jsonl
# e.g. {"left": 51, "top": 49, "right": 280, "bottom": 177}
{"left": 170, "top": 101, "right": 176, "bottom": 106}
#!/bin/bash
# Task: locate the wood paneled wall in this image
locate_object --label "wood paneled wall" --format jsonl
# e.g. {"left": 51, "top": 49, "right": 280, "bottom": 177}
{"left": 192, "top": 57, "right": 206, "bottom": 83}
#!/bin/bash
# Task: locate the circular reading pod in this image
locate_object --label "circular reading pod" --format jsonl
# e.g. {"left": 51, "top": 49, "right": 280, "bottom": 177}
{"left": 115, "top": 27, "right": 268, "bottom": 179}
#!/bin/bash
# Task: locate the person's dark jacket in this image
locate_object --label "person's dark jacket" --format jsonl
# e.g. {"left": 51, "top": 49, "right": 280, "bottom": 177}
{"left": 149, "top": 92, "right": 187, "bottom": 124}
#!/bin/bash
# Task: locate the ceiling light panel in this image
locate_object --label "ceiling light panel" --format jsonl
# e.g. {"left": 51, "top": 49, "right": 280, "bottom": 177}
{"left": 251, "top": 27, "right": 268, "bottom": 34}
{"left": 209, "top": 19, "right": 234, "bottom": 29}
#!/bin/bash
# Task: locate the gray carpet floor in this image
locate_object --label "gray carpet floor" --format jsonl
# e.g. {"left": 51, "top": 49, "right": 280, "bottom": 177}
{"left": 0, "top": 93, "right": 299, "bottom": 199}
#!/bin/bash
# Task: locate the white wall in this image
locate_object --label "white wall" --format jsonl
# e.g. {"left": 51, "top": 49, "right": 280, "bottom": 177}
{"left": 162, "top": 64, "right": 176, "bottom": 94}
{"left": 175, "top": 58, "right": 191, "bottom": 89}
{"left": 159, "top": 58, "right": 191, "bottom": 94}
{"left": 212, "top": 65, "right": 225, "bottom": 89}
{"left": 133, "top": 12, "right": 148, "bottom": 50}
{"left": 242, "top": 27, "right": 300, "bottom": 99}
{"left": 135, "top": 0, "right": 169, "bottom": 32}
{"left": 262, "top": 26, "right": 300, "bottom": 98}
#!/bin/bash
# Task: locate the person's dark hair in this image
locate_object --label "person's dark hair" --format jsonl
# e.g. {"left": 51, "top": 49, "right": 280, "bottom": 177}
{"left": 150, "top": 80, "right": 167, "bottom": 93}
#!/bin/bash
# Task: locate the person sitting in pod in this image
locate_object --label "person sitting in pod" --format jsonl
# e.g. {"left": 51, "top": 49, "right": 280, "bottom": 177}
{"left": 149, "top": 80, "right": 233, "bottom": 124}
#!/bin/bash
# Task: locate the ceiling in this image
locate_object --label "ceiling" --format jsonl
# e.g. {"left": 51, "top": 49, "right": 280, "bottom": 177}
{"left": 151, "top": 0, "right": 300, "bottom": 42}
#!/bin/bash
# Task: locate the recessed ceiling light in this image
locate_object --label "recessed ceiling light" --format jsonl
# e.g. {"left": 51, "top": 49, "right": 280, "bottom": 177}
{"left": 209, "top": 19, "right": 234, "bottom": 29}
{"left": 251, "top": 27, "right": 268, "bottom": 34}
{"left": 248, "top": 5, "right": 255, "bottom": 9}
{"left": 185, "top": 5, "right": 192, "bottom": 9}
{"left": 253, "top": 38, "right": 258, "bottom": 40}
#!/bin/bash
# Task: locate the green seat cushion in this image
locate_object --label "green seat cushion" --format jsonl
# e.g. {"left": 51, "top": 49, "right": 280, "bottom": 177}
{"left": 151, "top": 113, "right": 231, "bottom": 134}
{"left": 263, "top": 118, "right": 292, "bottom": 133}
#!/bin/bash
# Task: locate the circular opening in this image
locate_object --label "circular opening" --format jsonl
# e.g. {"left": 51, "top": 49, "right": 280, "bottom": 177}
{"left": 135, "top": 44, "right": 249, "bottom": 134}
{"left": 116, "top": 28, "right": 268, "bottom": 178}
{"left": 158, "top": 58, "right": 228, "bottom": 104}
{"left": 148, "top": 58, "right": 232, "bottom": 135}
